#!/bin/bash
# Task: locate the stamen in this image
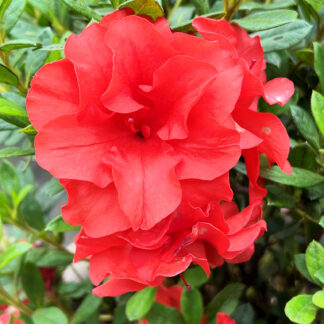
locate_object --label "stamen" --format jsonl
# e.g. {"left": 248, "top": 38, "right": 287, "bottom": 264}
{"left": 180, "top": 273, "right": 192, "bottom": 290}
{"left": 250, "top": 58, "right": 257, "bottom": 70}
{"left": 126, "top": 117, "right": 139, "bottom": 133}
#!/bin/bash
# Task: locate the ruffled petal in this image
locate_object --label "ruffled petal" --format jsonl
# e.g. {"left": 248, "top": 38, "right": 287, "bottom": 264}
{"left": 61, "top": 180, "right": 131, "bottom": 238}
{"left": 103, "top": 139, "right": 181, "bottom": 230}
{"left": 26, "top": 59, "right": 79, "bottom": 131}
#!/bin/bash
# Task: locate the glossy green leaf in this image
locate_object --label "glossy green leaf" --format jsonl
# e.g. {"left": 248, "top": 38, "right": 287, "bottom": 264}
{"left": 120, "top": 0, "right": 163, "bottom": 20}
{"left": 0, "top": 242, "right": 31, "bottom": 269}
{"left": 315, "top": 269, "right": 324, "bottom": 285}
{"left": 26, "top": 248, "right": 73, "bottom": 267}
{"left": 145, "top": 303, "right": 185, "bottom": 324}
{"left": 0, "top": 147, "right": 34, "bottom": 158}
{"left": 314, "top": 42, "right": 324, "bottom": 91}
{"left": 306, "top": 241, "right": 324, "bottom": 285}
{"left": 0, "top": 98, "right": 29, "bottom": 128}
{"left": 240, "top": 0, "right": 295, "bottom": 10}
{"left": 266, "top": 184, "right": 296, "bottom": 208}
{"left": 32, "top": 307, "right": 68, "bottom": 324}
{"left": 253, "top": 20, "right": 312, "bottom": 52}
{"left": 71, "top": 294, "right": 102, "bottom": 324}
{"left": 181, "top": 288, "right": 203, "bottom": 324}
{"left": 181, "top": 266, "right": 209, "bottom": 288}
{"left": 233, "top": 9, "right": 297, "bottom": 31}
{"left": 311, "top": 91, "right": 324, "bottom": 137}
{"left": 46, "top": 215, "right": 80, "bottom": 232}
{"left": 126, "top": 286, "right": 156, "bottom": 321}
{"left": 294, "top": 254, "right": 316, "bottom": 284}
{"left": 206, "top": 283, "right": 244, "bottom": 323}
{"left": 0, "top": 0, "right": 27, "bottom": 33}
{"left": 61, "top": 0, "right": 101, "bottom": 20}
{"left": 285, "top": 295, "right": 317, "bottom": 324}
{"left": 0, "top": 159, "right": 20, "bottom": 194}
{"left": 21, "top": 263, "right": 45, "bottom": 307}
{"left": 312, "top": 291, "right": 324, "bottom": 308}
{"left": 0, "top": 64, "right": 18, "bottom": 86}
{"left": 0, "top": 39, "right": 41, "bottom": 51}
{"left": 290, "top": 105, "right": 320, "bottom": 148}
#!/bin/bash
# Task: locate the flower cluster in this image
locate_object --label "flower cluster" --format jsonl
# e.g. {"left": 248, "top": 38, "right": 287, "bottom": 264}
{"left": 26, "top": 9, "right": 294, "bottom": 296}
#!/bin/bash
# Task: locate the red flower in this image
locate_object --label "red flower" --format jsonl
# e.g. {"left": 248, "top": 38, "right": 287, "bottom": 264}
{"left": 0, "top": 306, "right": 24, "bottom": 324}
{"left": 26, "top": 9, "right": 293, "bottom": 296}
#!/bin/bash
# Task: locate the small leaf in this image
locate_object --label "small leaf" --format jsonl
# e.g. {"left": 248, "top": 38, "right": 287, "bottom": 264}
{"left": 181, "top": 266, "right": 209, "bottom": 288}
{"left": 315, "top": 269, "right": 324, "bottom": 285}
{"left": 0, "top": 64, "right": 18, "bottom": 86}
{"left": 0, "top": 0, "right": 27, "bottom": 34}
{"left": 126, "top": 286, "right": 156, "bottom": 321}
{"left": 21, "top": 263, "right": 45, "bottom": 307}
{"left": 120, "top": 0, "right": 163, "bottom": 20}
{"left": 61, "top": 0, "right": 101, "bottom": 20}
{"left": 253, "top": 20, "right": 312, "bottom": 52}
{"left": 0, "top": 159, "right": 20, "bottom": 194}
{"left": 311, "top": 91, "right": 324, "bottom": 137}
{"left": 285, "top": 295, "right": 317, "bottom": 324}
{"left": 32, "top": 307, "right": 68, "bottom": 324}
{"left": 18, "top": 124, "right": 37, "bottom": 135}
{"left": 0, "top": 39, "right": 41, "bottom": 52}
{"left": 294, "top": 254, "right": 317, "bottom": 284}
{"left": 0, "top": 147, "right": 34, "bottom": 158}
{"left": 290, "top": 105, "right": 320, "bottom": 149}
{"left": 206, "top": 283, "right": 245, "bottom": 323}
{"left": 145, "top": 303, "right": 185, "bottom": 324}
{"left": 71, "top": 294, "right": 102, "bottom": 324}
{"left": 181, "top": 288, "right": 203, "bottom": 324}
{"left": 312, "top": 291, "right": 324, "bottom": 308}
{"left": 314, "top": 42, "right": 324, "bottom": 91}
{"left": 46, "top": 215, "right": 80, "bottom": 232}
{"left": 305, "top": 241, "right": 324, "bottom": 285}
{"left": 233, "top": 9, "right": 297, "bottom": 31}
{"left": 0, "top": 98, "right": 29, "bottom": 128}
{"left": 0, "top": 242, "right": 31, "bottom": 269}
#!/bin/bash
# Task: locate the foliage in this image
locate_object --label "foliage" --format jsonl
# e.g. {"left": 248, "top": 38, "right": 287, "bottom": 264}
{"left": 0, "top": 0, "right": 323, "bottom": 323}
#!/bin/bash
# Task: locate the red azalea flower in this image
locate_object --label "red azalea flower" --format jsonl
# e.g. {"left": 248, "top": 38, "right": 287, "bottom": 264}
{"left": 0, "top": 307, "right": 24, "bottom": 324}
{"left": 140, "top": 284, "right": 235, "bottom": 324}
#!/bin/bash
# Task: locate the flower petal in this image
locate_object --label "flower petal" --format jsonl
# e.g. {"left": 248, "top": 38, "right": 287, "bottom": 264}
{"left": 263, "top": 78, "right": 295, "bottom": 106}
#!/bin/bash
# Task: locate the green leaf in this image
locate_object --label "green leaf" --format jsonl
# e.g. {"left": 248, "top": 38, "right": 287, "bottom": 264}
{"left": 0, "top": 159, "right": 20, "bottom": 194}
{"left": 253, "top": 20, "right": 312, "bottom": 53}
{"left": 266, "top": 184, "right": 296, "bottom": 208}
{"left": 315, "top": 269, "right": 324, "bottom": 285}
{"left": 21, "top": 263, "right": 45, "bottom": 307}
{"left": 0, "top": 242, "right": 31, "bottom": 269}
{"left": 19, "top": 193, "right": 44, "bottom": 230}
{"left": 306, "top": 241, "right": 324, "bottom": 285}
{"left": 0, "top": 64, "right": 18, "bottom": 86}
{"left": 311, "top": 91, "right": 324, "bottom": 137}
{"left": 206, "top": 283, "right": 245, "bottom": 324}
{"left": 71, "top": 294, "right": 102, "bottom": 324}
{"left": 32, "top": 307, "right": 68, "bottom": 324}
{"left": 46, "top": 215, "right": 80, "bottom": 232}
{"left": 0, "top": 147, "right": 34, "bottom": 158}
{"left": 314, "top": 42, "right": 324, "bottom": 91}
{"left": 26, "top": 248, "right": 73, "bottom": 267}
{"left": 170, "top": 5, "right": 195, "bottom": 28}
{"left": 240, "top": 0, "right": 295, "bottom": 10}
{"left": 0, "top": 0, "right": 27, "bottom": 34}
{"left": 260, "top": 166, "right": 324, "bottom": 188}
{"left": 319, "top": 216, "right": 324, "bottom": 229}
{"left": 191, "top": 0, "right": 209, "bottom": 14}
{"left": 312, "top": 291, "right": 324, "bottom": 308}
{"left": 290, "top": 105, "right": 320, "bottom": 149}
{"left": 181, "top": 288, "right": 203, "bottom": 324}
{"left": 145, "top": 303, "right": 185, "bottom": 324}
{"left": 18, "top": 124, "right": 37, "bottom": 135}
{"left": 233, "top": 9, "right": 297, "bottom": 31}
{"left": 120, "top": 0, "right": 163, "bottom": 20}
{"left": 61, "top": 0, "right": 101, "bottom": 20}
{"left": 305, "top": 183, "right": 324, "bottom": 200}
{"left": 126, "top": 286, "right": 156, "bottom": 321}
{"left": 0, "top": 191, "right": 10, "bottom": 218}
{"left": 181, "top": 266, "right": 209, "bottom": 288}
{"left": 233, "top": 304, "right": 255, "bottom": 324}
{"left": 0, "top": 39, "right": 41, "bottom": 52}
{"left": 45, "top": 178, "right": 64, "bottom": 196}
{"left": 295, "top": 254, "right": 317, "bottom": 284}
{"left": 0, "top": 98, "right": 29, "bottom": 128}
{"left": 285, "top": 295, "right": 317, "bottom": 324}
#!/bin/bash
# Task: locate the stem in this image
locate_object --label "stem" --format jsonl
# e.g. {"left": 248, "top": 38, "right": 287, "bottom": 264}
{"left": 295, "top": 208, "right": 319, "bottom": 225}
{"left": 0, "top": 285, "right": 32, "bottom": 316}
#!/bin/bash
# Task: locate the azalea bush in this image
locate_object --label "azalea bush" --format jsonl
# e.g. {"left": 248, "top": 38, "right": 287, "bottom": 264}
{"left": 0, "top": 0, "right": 324, "bottom": 323}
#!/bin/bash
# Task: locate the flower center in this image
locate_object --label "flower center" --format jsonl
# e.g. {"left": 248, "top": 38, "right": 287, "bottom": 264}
{"left": 125, "top": 117, "right": 151, "bottom": 139}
